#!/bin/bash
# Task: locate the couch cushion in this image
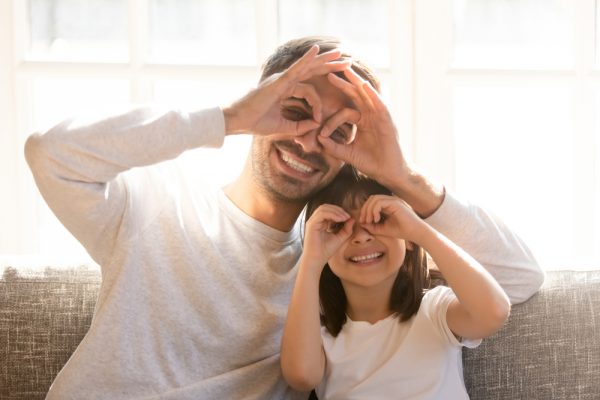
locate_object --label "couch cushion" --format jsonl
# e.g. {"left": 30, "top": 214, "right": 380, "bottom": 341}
{"left": 463, "top": 270, "right": 600, "bottom": 399}
{"left": 0, "top": 265, "right": 101, "bottom": 400}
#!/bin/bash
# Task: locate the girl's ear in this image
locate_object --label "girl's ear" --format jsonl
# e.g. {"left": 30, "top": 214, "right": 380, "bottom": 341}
{"left": 405, "top": 241, "right": 415, "bottom": 251}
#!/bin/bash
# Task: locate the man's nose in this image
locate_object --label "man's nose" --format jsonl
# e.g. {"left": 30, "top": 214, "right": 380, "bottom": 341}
{"left": 351, "top": 224, "right": 374, "bottom": 244}
{"left": 293, "top": 128, "right": 322, "bottom": 154}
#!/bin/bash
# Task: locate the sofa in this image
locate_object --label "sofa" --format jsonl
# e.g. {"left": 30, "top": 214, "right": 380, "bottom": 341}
{"left": 1, "top": 264, "right": 599, "bottom": 399}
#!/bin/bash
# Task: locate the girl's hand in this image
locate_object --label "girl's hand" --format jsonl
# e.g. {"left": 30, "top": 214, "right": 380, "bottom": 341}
{"left": 303, "top": 204, "right": 354, "bottom": 268}
{"left": 317, "top": 68, "right": 407, "bottom": 188}
{"left": 223, "top": 45, "right": 351, "bottom": 136}
{"left": 359, "top": 195, "right": 427, "bottom": 244}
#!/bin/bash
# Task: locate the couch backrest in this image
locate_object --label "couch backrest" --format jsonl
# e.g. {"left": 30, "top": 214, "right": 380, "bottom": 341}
{"left": 2, "top": 267, "right": 599, "bottom": 399}
{"left": 463, "top": 270, "right": 600, "bottom": 399}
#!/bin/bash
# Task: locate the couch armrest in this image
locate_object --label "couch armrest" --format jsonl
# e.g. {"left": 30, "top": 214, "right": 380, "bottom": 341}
{"left": 463, "top": 270, "right": 600, "bottom": 399}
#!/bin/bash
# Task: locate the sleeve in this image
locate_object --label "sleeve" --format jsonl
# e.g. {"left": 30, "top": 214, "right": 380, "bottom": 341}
{"left": 24, "top": 106, "right": 226, "bottom": 265}
{"left": 424, "top": 191, "right": 545, "bottom": 305}
{"left": 422, "top": 286, "right": 481, "bottom": 349}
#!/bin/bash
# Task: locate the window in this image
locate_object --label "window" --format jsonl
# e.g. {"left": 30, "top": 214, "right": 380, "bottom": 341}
{"left": 415, "top": 0, "right": 598, "bottom": 269}
{"left": 0, "top": 0, "right": 597, "bottom": 270}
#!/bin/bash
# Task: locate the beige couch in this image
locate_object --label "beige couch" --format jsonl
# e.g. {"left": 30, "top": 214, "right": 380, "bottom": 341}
{"left": 1, "top": 265, "right": 599, "bottom": 399}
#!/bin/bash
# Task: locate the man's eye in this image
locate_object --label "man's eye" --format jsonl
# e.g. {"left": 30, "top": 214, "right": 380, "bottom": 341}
{"left": 330, "top": 129, "right": 350, "bottom": 145}
{"left": 377, "top": 214, "right": 387, "bottom": 224}
{"left": 282, "top": 108, "right": 309, "bottom": 121}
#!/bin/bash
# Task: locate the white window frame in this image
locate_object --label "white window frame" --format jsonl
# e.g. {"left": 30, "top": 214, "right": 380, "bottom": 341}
{"left": 0, "top": 1, "right": 20, "bottom": 254}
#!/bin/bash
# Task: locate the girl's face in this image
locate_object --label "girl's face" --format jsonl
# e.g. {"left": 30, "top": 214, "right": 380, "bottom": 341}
{"left": 327, "top": 206, "right": 408, "bottom": 292}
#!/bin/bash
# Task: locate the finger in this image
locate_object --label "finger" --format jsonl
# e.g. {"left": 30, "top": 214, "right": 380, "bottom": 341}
{"left": 361, "top": 222, "right": 386, "bottom": 237}
{"left": 317, "top": 134, "right": 354, "bottom": 163}
{"left": 363, "top": 196, "right": 379, "bottom": 224}
{"left": 371, "top": 201, "right": 384, "bottom": 224}
{"left": 343, "top": 68, "right": 375, "bottom": 110}
{"left": 294, "top": 119, "right": 320, "bottom": 135}
{"left": 361, "top": 79, "right": 385, "bottom": 112}
{"left": 319, "top": 107, "right": 360, "bottom": 144}
{"left": 307, "top": 60, "right": 352, "bottom": 79}
{"left": 374, "top": 196, "right": 399, "bottom": 223}
{"left": 323, "top": 209, "right": 352, "bottom": 223}
{"left": 318, "top": 204, "right": 351, "bottom": 219}
{"left": 322, "top": 211, "right": 352, "bottom": 234}
{"left": 359, "top": 196, "right": 374, "bottom": 224}
{"left": 314, "top": 49, "right": 343, "bottom": 63}
{"left": 326, "top": 72, "right": 365, "bottom": 108}
{"left": 338, "top": 218, "right": 355, "bottom": 239}
{"left": 286, "top": 48, "right": 345, "bottom": 82}
{"left": 361, "top": 195, "right": 385, "bottom": 224}
{"left": 297, "top": 50, "right": 348, "bottom": 80}
{"left": 283, "top": 45, "right": 320, "bottom": 81}
{"left": 289, "top": 83, "right": 322, "bottom": 123}
{"left": 273, "top": 114, "right": 316, "bottom": 136}
{"left": 308, "top": 210, "right": 346, "bottom": 234}
{"left": 314, "top": 205, "right": 351, "bottom": 223}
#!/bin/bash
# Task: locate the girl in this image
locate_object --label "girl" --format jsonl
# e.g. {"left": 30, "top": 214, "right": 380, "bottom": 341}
{"left": 280, "top": 165, "right": 511, "bottom": 399}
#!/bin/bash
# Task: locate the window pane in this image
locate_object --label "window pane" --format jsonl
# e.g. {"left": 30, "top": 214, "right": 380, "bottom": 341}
{"left": 31, "top": 77, "right": 130, "bottom": 131}
{"left": 153, "top": 78, "right": 253, "bottom": 187}
{"left": 453, "top": 85, "right": 574, "bottom": 268}
{"left": 149, "top": 0, "right": 256, "bottom": 65}
{"left": 152, "top": 76, "right": 254, "bottom": 109}
{"left": 278, "top": 0, "right": 390, "bottom": 68}
{"left": 28, "top": 0, "right": 128, "bottom": 62}
{"left": 452, "top": 0, "right": 574, "bottom": 69}
{"left": 595, "top": 0, "right": 600, "bottom": 67}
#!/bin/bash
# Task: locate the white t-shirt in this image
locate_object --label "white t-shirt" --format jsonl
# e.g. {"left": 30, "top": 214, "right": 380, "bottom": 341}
{"left": 316, "top": 286, "right": 481, "bottom": 400}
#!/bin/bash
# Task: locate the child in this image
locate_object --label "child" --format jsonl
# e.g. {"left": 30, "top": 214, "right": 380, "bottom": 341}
{"left": 280, "top": 165, "right": 511, "bottom": 399}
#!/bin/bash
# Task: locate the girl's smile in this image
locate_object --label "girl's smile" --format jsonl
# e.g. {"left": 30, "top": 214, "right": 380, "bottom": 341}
{"left": 347, "top": 251, "right": 385, "bottom": 264}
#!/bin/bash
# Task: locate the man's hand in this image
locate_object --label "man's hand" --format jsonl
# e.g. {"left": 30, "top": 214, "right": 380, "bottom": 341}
{"left": 317, "top": 68, "right": 407, "bottom": 188}
{"left": 222, "top": 45, "right": 350, "bottom": 137}
{"left": 318, "top": 68, "right": 445, "bottom": 217}
{"left": 303, "top": 204, "right": 354, "bottom": 268}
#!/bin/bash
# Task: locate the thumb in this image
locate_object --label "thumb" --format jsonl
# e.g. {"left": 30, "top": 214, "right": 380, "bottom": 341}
{"left": 277, "top": 118, "right": 320, "bottom": 136}
{"left": 362, "top": 222, "right": 392, "bottom": 238}
{"left": 318, "top": 134, "right": 353, "bottom": 162}
{"left": 296, "top": 119, "right": 320, "bottom": 135}
{"left": 339, "top": 218, "right": 355, "bottom": 238}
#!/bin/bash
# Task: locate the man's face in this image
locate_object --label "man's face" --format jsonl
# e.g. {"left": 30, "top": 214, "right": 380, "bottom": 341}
{"left": 251, "top": 74, "right": 355, "bottom": 203}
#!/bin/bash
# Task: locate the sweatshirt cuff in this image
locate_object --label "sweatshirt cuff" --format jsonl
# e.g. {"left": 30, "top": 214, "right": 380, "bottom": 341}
{"left": 423, "top": 191, "right": 471, "bottom": 235}
{"left": 186, "top": 107, "right": 226, "bottom": 149}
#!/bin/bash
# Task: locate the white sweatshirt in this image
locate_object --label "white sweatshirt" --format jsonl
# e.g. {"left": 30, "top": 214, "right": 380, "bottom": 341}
{"left": 24, "top": 107, "right": 544, "bottom": 400}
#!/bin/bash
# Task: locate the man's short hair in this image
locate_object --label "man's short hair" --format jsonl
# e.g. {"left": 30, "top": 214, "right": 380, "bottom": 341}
{"left": 260, "top": 36, "right": 381, "bottom": 93}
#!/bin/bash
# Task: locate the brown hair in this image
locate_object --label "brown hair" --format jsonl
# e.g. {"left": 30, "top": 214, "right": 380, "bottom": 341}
{"left": 305, "top": 165, "right": 442, "bottom": 337}
{"left": 260, "top": 36, "right": 381, "bottom": 93}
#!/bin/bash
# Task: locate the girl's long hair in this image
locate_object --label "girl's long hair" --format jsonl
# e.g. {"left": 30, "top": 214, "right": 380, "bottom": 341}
{"left": 305, "top": 165, "right": 443, "bottom": 337}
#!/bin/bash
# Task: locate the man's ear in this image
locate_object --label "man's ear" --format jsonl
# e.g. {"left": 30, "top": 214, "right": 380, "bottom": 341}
{"left": 406, "top": 241, "right": 414, "bottom": 251}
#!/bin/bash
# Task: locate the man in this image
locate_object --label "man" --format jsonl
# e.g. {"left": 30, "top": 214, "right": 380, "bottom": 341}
{"left": 25, "top": 36, "right": 543, "bottom": 399}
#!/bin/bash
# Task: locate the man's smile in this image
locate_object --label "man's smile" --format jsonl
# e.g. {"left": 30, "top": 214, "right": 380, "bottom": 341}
{"left": 279, "top": 150, "right": 316, "bottom": 174}
{"left": 272, "top": 140, "right": 329, "bottom": 178}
